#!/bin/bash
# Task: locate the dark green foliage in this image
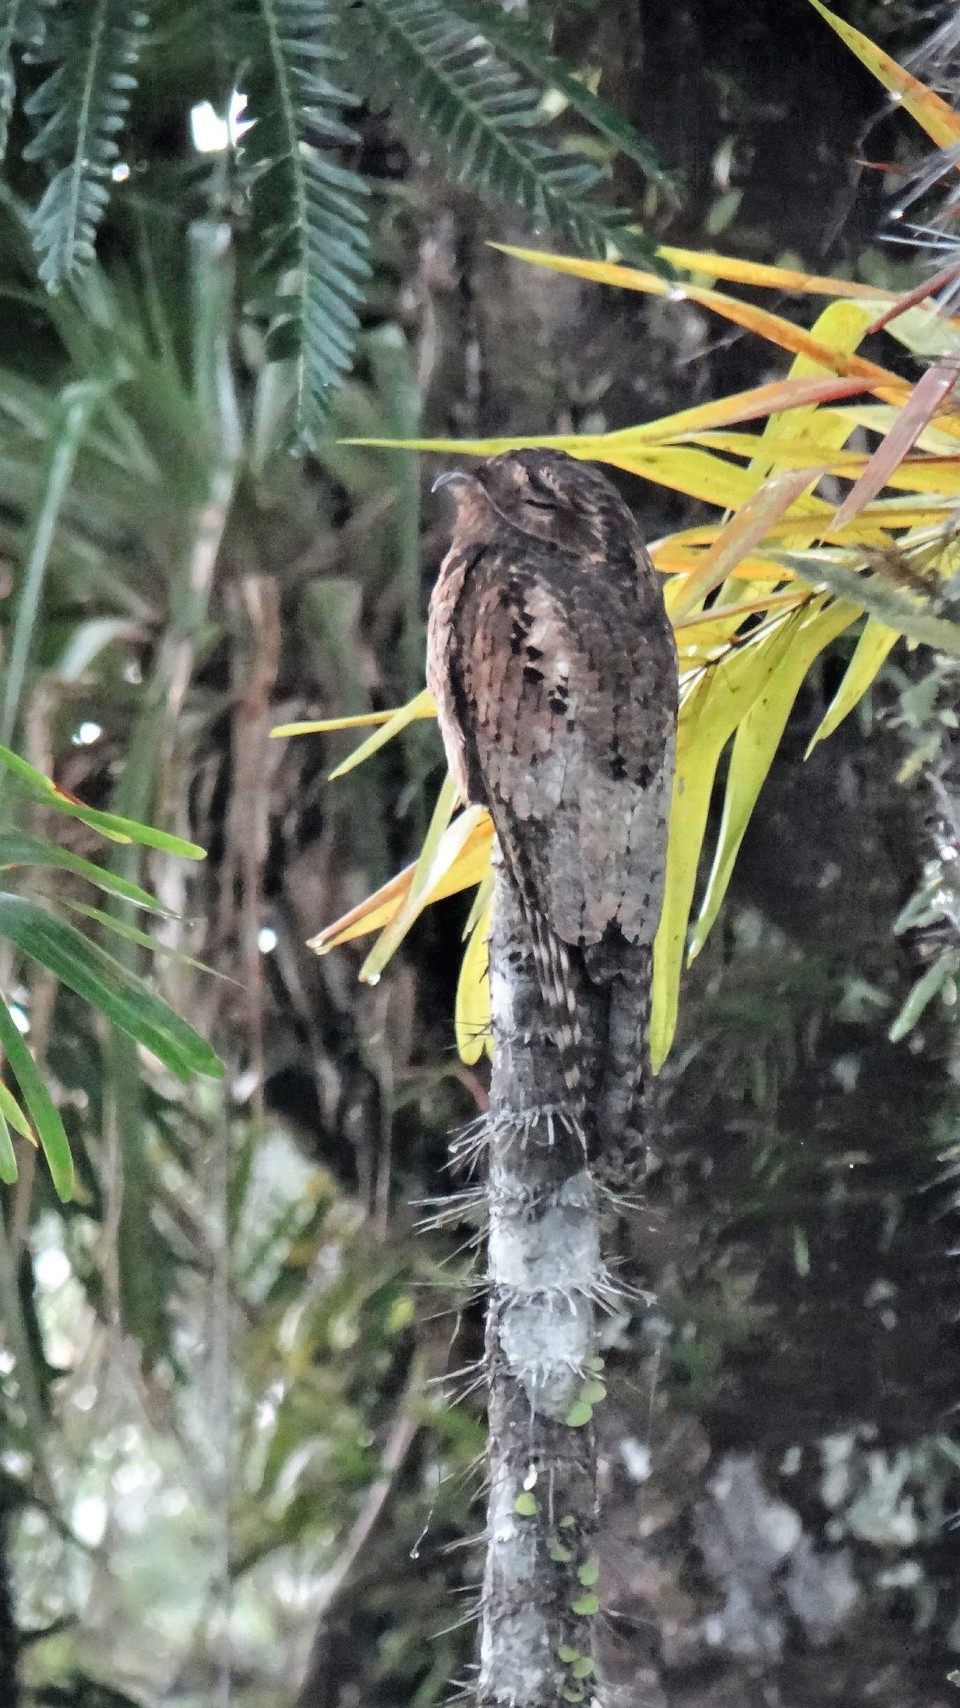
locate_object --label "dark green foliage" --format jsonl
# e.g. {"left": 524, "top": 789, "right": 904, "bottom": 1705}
{"left": 0, "top": 742, "right": 220, "bottom": 1200}
{"left": 23, "top": 0, "right": 151, "bottom": 288}
{"left": 0, "top": 894, "right": 221, "bottom": 1082}
{"left": 451, "top": 0, "right": 677, "bottom": 192}
{"left": 341, "top": 0, "right": 652, "bottom": 263}
{"left": 234, "top": 0, "right": 371, "bottom": 446}
{"left": 0, "top": 0, "right": 47, "bottom": 162}
{"left": 0, "top": 0, "right": 668, "bottom": 438}
{"left": 24, "top": 1680, "right": 146, "bottom": 1707}
{"left": 0, "top": 1508, "right": 17, "bottom": 1706}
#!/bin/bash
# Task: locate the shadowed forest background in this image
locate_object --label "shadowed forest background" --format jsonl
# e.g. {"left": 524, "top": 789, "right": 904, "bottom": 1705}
{"left": 2, "top": 2, "right": 960, "bottom": 1705}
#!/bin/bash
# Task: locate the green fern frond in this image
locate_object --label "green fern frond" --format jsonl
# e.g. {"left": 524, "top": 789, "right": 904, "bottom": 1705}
{"left": 452, "top": 0, "right": 676, "bottom": 197}
{"left": 341, "top": 0, "right": 658, "bottom": 264}
{"left": 0, "top": 0, "right": 48, "bottom": 162}
{"left": 234, "top": 0, "right": 371, "bottom": 446}
{"left": 23, "top": 0, "right": 150, "bottom": 290}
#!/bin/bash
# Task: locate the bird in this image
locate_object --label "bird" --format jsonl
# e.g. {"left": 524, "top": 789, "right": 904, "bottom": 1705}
{"left": 428, "top": 448, "right": 677, "bottom": 1183}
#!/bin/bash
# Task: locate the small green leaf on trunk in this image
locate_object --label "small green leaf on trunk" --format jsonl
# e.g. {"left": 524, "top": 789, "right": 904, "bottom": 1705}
{"left": 565, "top": 1400, "right": 594, "bottom": 1427}
{"left": 571, "top": 1591, "right": 599, "bottom": 1616}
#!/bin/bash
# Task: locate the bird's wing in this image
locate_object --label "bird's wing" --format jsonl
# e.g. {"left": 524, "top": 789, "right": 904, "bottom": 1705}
{"left": 451, "top": 540, "right": 676, "bottom": 951}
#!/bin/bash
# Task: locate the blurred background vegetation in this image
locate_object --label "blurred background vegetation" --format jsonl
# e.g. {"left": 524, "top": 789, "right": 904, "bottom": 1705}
{"left": 1, "top": 1, "right": 959, "bottom": 1705}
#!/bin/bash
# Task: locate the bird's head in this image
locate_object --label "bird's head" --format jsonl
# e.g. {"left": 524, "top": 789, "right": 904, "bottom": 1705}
{"left": 433, "top": 448, "right": 636, "bottom": 558}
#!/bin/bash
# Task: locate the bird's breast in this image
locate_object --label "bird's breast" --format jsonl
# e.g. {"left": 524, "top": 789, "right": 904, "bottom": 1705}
{"left": 427, "top": 543, "right": 479, "bottom": 804}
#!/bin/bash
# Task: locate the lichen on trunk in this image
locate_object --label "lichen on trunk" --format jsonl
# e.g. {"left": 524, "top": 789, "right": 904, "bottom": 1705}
{"left": 477, "top": 853, "right": 616, "bottom": 1706}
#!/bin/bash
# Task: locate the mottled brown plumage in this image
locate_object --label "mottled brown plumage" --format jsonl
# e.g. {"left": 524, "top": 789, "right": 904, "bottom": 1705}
{"left": 428, "top": 448, "right": 677, "bottom": 1176}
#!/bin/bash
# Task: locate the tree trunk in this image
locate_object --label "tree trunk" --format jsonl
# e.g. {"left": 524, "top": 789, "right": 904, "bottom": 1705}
{"left": 476, "top": 850, "right": 614, "bottom": 1706}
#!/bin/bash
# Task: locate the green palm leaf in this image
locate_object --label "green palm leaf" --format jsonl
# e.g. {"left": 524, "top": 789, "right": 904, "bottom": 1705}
{"left": 235, "top": 0, "right": 371, "bottom": 444}
{"left": 0, "top": 994, "right": 73, "bottom": 1199}
{"left": 0, "top": 742, "right": 208, "bottom": 854}
{"left": 0, "top": 893, "right": 223, "bottom": 1083}
{"left": 23, "top": 0, "right": 151, "bottom": 288}
{"left": 0, "top": 0, "right": 47, "bottom": 161}
{"left": 341, "top": 0, "right": 654, "bottom": 262}
{"left": 451, "top": 0, "right": 675, "bottom": 194}
{"left": 0, "top": 831, "right": 177, "bottom": 913}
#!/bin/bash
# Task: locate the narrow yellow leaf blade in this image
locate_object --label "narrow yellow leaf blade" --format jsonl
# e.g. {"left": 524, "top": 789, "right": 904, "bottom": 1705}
{"left": 456, "top": 895, "right": 493, "bottom": 1065}
{"left": 308, "top": 813, "right": 496, "bottom": 954}
{"left": 649, "top": 245, "right": 881, "bottom": 298}
{"left": 308, "top": 867, "right": 416, "bottom": 952}
{"left": 689, "top": 599, "right": 861, "bottom": 959}
{"left": 271, "top": 707, "right": 433, "bottom": 739}
{"left": 838, "top": 401, "right": 960, "bottom": 448}
{"left": 734, "top": 302, "right": 878, "bottom": 578}
{"left": 830, "top": 361, "right": 960, "bottom": 530}
{"left": 327, "top": 688, "right": 437, "bottom": 780}
{"left": 651, "top": 615, "right": 806, "bottom": 1069}
{"left": 597, "top": 444, "right": 771, "bottom": 510}
{"left": 462, "top": 867, "right": 494, "bottom": 940}
{"left": 673, "top": 589, "right": 808, "bottom": 654}
{"left": 670, "top": 467, "right": 825, "bottom": 620}
{"left": 0, "top": 1078, "right": 34, "bottom": 1143}
{"left": 359, "top": 776, "right": 461, "bottom": 979}
{"left": 490, "top": 245, "right": 908, "bottom": 394}
{"left": 622, "top": 374, "right": 875, "bottom": 442}
{"left": 677, "top": 434, "right": 960, "bottom": 496}
{"left": 760, "top": 302, "right": 877, "bottom": 449}
{"left": 806, "top": 617, "right": 899, "bottom": 754}
{"left": 807, "top": 0, "right": 960, "bottom": 150}
{"left": 345, "top": 376, "right": 876, "bottom": 460}
{"left": 656, "top": 245, "right": 888, "bottom": 300}
{"left": 653, "top": 539, "right": 791, "bottom": 581}
{"left": 360, "top": 799, "right": 494, "bottom": 982}
{"left": 344, "top": 430, "right": 824, "bottom": 509}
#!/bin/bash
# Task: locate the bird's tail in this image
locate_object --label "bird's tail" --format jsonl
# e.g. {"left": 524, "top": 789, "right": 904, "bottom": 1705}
{"left": 595, "top": 947, "right": 653, "bottom": 1193}
{"left": 524, "top": 907, "right": 595, "bottom": 1121}
{"left": 498, "top": 843, "right": 598, "bottom": 1137}
{"left": 500, "top": 847, "right": 654, "bottom": 1188}
{"left": 536, "top": 931, "right": 653, "bottom": 1191}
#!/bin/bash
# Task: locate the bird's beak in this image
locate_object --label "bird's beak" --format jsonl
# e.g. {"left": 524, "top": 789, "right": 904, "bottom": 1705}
{"left": 431, "top": 468, "right": 476, "bottom": 495}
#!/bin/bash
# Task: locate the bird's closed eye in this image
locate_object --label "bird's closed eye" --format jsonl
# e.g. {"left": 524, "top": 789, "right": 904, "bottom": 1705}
{"left": 523, "top": 495, "right": 557, "bottom": 512}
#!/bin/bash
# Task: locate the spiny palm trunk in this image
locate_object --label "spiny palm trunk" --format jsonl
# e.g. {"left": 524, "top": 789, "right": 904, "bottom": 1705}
{"left": 476, "top": 854, "right": 614, "bottom": 1706}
